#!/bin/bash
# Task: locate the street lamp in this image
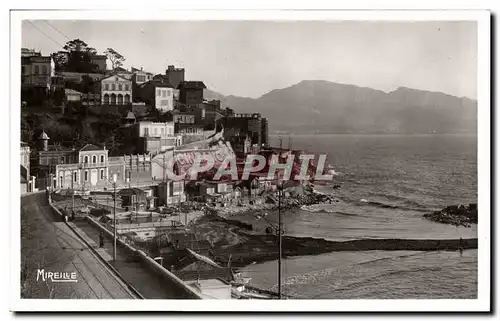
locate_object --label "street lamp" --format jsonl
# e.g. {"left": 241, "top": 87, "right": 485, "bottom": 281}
{"left": 112, "top": 173, "right": 117, "bottom": 263}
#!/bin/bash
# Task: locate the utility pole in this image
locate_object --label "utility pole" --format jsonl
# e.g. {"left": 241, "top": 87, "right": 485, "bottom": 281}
{"left": 112, "top": 173, "right": 117, "bottom": 262}
{"left": 71, "top": 171, "right": 75, "bottom": 216}
{"left": 278, "top": 181, "right": 282, "bottom": 300}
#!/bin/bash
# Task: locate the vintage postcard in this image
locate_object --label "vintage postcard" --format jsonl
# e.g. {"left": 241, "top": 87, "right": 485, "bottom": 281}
{"left": 10, "top": 9, "right": 490, "bottom": 312}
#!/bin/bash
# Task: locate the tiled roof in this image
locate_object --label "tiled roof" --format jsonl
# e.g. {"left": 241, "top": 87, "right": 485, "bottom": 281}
{"left": 79, "top": 144, "right": 103, "bottom": 152}
{"left": 177, "top": 81, "right": 207, "bottom": 90}
{"left": 117, "top": 188, "right": 146, "bottom": 196}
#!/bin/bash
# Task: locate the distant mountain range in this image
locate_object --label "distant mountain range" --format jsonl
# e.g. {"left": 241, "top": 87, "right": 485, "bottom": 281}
{"left": 204, "top": 80, "right": 477, "bottom": 134}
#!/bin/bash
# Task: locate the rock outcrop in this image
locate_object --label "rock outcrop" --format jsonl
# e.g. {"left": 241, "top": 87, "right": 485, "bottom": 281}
{"left": 423, "top": 204, "right": 477, "bottom": 227}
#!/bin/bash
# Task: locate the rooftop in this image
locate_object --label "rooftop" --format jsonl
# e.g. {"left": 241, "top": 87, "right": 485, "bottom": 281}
{"left": 65, "top": 88, "right": 83, "bottom": 95}
{"left": 177, "top": 81, "right": 207, "bottom": 90}
{"left": 79, "top": 144, "right": 104, "bottom": 152}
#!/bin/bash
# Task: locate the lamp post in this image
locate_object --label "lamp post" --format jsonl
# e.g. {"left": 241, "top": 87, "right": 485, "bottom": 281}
{"left": 112, "top": 173, "right": 117, "bottom": 262}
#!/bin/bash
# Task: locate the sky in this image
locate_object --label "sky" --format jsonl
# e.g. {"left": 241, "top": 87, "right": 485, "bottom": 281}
{"left": 22, "top": 20, "right": 477, "bottom": 99}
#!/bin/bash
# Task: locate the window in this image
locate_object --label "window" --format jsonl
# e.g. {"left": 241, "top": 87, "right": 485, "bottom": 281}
{"left": 162, "top": 90, "right": 166, "bottom": 98}
{"left": 84, "top": 156, "right": 89, "bottom": 164}
{"left": 105, "top": 83, "right": 109, "bottom": 90}
{"left": 112, "top": 84, "right": 116, "bottom": 91}
{"left": 100, "top": 169, "right": 104, "bottom": 180}
{"left": 84, "top": 170, "right": 88, "bottom": 181}
{"left": 60, "top": 157, "right": 65, "bottom": 164}
{"left": 161, "top": 128, "right": 165, "bottom": 136}
{"left": 125, "top": 84, "right": 129, "bottom": 91}
{"left": 100, "top": 155, "right": 104, "bottom": 163}
{"left": 21, "top": 66, "right": 25, "bottom": 74}
{"left": 119, "top": 84, "right": 123, "bottom": 91}
{"left": 42, "top": 66, "right": 47, "bottom": 74}
{"left": 73, "top": 172, "right": 77, "bottom": 182}
{"left": 173, "top": 181, "right": 183, "bottom": 195}
{"left": 157, "top": 89, "right": 161, "bottom": 96}
{"left": 34, "top": 65, "right": 39, "bottom": 74}
{"left": 92, "top": 155, "right": 97, "bottom": 163}
{"left": 167, "top": 89, "right": 171, "bottom": 96}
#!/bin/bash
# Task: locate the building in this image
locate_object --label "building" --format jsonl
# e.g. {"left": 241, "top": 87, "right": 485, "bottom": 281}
{"left": 198, "top": 100, "right": 225, "bottom": 130}
{"left": 165, "top": 65, "right": 185, "bottom": 89}
{"left": 174, "top": 123, "right": 204, "bottom": 136}
{"left": 65, "top": 88, "right": 82, "bottom": 102}
{"left": 21, "top": 50, "right": 55, "bottom": 89}
{"left": 228, "top": 134, "right": 252, "bottom": 156}
{"left": 136, "top": 80, "right": 175, "bottom": 112}
{"left": 132, "top": 121, "right": 180, "bottom": 154}
{"left": 36, "top": 130, "right": 78, "bottom": 168}
{"left": 118, "top": 188, "right": 148, "bottom": 210}
{"left": 90, "top": 55, "right": 107, "bottom": 73}
{"left": 21, "top": 142, "right": 32, "bottom": 193}
{"left": 171, "top": 109, "right": 196, "bottom": 124}
{"left": 157, "top": 180, "right": 186, "bottom": 206}
{"left": 178, "top": 81, "right": 206, "bottom": 106}
{"left": 101, "top": 74, "right": 132, "bottom": 105}
{"left": 21, "top": 48, "right": 41, "bottom": 58}
{"left": 81, "top": 93, "right": 101, "bottom": 107}
{"left": 221, "top": 113, "right": 264, "bottom": 147}
{"left": 131, "top": 67, "right": 154, "bottom": 85}
{"left": 54, "top": 144, "right": 110, "bottom": 190}
{"left": 261, "top": 117, "right": 269, "bottom": 148}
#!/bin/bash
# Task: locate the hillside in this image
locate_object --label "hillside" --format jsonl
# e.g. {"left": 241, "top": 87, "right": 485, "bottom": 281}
{"left": 204, "top": 81, "right": 477, "bottom": 134}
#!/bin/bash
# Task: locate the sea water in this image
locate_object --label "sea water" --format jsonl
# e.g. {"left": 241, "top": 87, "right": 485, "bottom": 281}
{"left": 238, "top": 134, "right": 478, "bottom": 299}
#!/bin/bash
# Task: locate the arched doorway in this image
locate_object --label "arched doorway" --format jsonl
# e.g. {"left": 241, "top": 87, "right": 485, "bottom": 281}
{"left": 117, "top": 94, "right": 123, "bottom": 105}
{"left": 124, "top": 94, "right": 130, "bottom": 104}
{"left": 110, "top": 93, "right": 116, "bottom": 105}
{"left": 103, "top": 94, "right": 110, "bottom": 105}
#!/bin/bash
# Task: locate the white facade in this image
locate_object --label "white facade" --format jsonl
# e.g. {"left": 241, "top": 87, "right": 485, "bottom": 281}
{"left": 155, "top": 87, "right": 174, "bottom": 112}
{"left": 137, "top": 121, "right": 175, "bottom": 138}
{"left": 101, "top": 74, "right": 133, "bottom": 105}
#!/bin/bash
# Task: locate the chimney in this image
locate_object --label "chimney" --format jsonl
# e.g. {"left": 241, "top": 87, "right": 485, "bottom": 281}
{"left": 141, "top": 67, "right": 143, "bottom": 71}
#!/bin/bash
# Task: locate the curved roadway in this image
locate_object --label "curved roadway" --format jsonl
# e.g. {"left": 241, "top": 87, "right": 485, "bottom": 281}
{"left": 21, "top": 193, "right": 137, "bottom": 299}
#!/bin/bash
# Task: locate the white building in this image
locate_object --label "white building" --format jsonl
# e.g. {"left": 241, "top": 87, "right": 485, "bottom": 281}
{"left": 137, "top": 121, "right": 175, "bottom": 138}
{"left": 136, "top": 81, "right": 174, "bottom": 112}
{"left": 101, "top": 74, "right": 132, "bottom": 105}
{"left": 155, "top": 86, "right": 175, "bottom": 112}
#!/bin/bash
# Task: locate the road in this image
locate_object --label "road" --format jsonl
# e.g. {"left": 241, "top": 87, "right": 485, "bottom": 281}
{"left": 20, "top": 193, "right": 137, "bottom": 299}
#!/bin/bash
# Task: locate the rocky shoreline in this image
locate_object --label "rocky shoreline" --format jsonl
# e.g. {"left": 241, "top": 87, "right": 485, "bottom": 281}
{"left": 423, "top": 204, "right": 478, "bottom": 227}
{"left": 190, "top": 212, "right": 478, "bottom": 268}
{"left": 216, "top": 184, "right": 336, "bottom": 219}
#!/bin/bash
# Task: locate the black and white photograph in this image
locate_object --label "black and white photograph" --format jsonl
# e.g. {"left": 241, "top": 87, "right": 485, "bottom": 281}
{"left": 9, "top": 9, "right": 490, "bottom": 312}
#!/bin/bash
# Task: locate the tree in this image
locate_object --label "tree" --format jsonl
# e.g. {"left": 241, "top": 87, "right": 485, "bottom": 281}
{"left": 60, "top": 39, "right": 99, "bottom": 73}
{"left": 104, "top": 48, "right": 125, "bottom": 71}
{"left": 63, "top": 38, "right": 96, "bottom": 54}
{"left": 51, "top": 51, "right": 69, "bottom": 72}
